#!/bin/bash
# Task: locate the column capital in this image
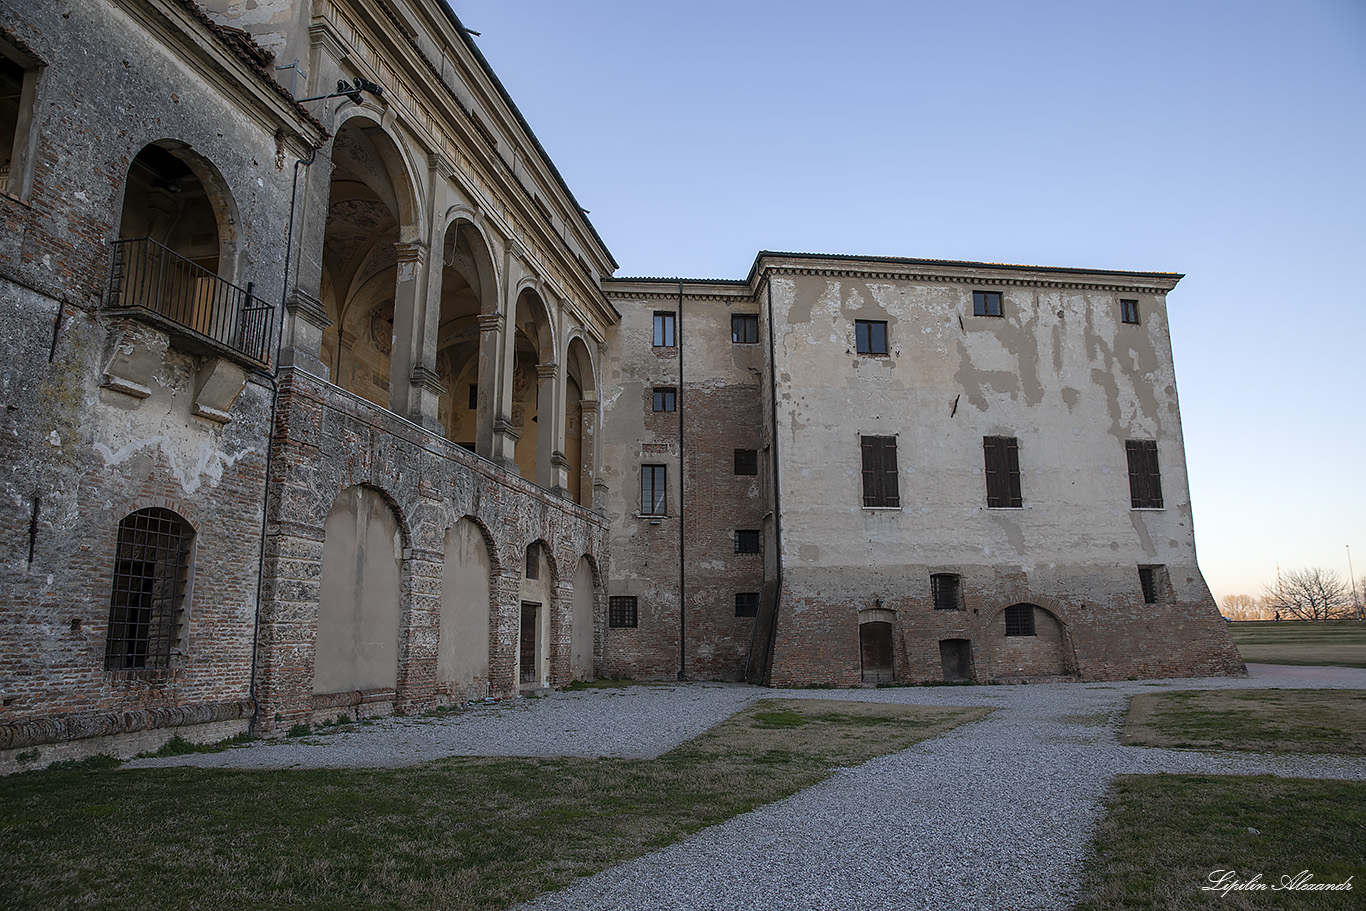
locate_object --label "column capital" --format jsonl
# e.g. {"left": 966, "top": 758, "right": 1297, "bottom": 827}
{"left": 477, "top": 312, "right": 504, "bottom": 333}
{"left": 535, "top": 363, "right": 558, "bottom": 381}
{"left": 284, "top": 289, "right": 331, "bottom": 329}
{"left": 409, "top": 365, "right": 446, "bottom": 396}
{"left": 394, "top": 240, "right": 428, "bottom": 263}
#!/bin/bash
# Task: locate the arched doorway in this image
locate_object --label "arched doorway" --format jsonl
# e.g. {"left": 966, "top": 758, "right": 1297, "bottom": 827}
{"left": 858, "top": 607, "right": 896, "bottom": 684}
{"left": 318, "top": 117, "right": 416, "bottom": 410}
{"left": 434, "top": 221, "right": 498, "bottom": 450}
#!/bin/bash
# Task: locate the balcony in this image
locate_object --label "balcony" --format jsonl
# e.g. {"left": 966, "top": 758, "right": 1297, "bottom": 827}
{"left": 106, "top": 237, "right": 274, "bottom": 367}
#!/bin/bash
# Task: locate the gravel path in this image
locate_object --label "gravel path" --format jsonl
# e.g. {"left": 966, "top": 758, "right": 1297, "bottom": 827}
{"left": 125, "top": 666, "right": 1366, "bottom": 910}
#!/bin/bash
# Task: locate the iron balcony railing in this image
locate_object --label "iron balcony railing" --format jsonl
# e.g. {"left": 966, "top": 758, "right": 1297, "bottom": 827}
{"left": 107, "top": 237, "right": 273, "bottom": 366}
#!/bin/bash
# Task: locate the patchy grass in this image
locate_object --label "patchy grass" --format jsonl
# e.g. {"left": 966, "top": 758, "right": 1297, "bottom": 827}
{"left": 1229, "top": 620, "right": 1366, "bottom": 668}
{"left": 559, "top": 677, "right": 646, "bottom": 691}
{"left": 0, "top": 698, "right": 985, "bottom": 911}
{"left": 1122, "top": 689, "right": 1366, "bottom": 754}
{"left": 138, "top": 733, "right": 258, "bottom": 759}
{"left": 1074, "top": 774, "right": 1365, "bottom": 911}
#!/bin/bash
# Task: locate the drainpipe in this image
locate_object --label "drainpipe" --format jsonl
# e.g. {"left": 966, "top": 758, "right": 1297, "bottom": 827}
{"left": 762, "top": 273, "right": 783, "bottom": 685}
{"left": 677, "top": 279, "right": 686, "bottom": 681}
{"left": 247, "top": 143, "right": 318, "bottom": 735}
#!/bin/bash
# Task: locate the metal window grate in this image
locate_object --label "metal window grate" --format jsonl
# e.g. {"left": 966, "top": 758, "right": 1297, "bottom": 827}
{"left": 1004, "top": 604, "right": 1036, "bottom": 637}
{"left": 932, "top": 573, "right": 962, "bottom": 611}
{"left": 609, "top": 596, "right": 638, "bottom": 628}
{"left": 1139, "top": 565, "right": 1166, "bottom": 604}
{"left": 735, "top": 592, "right": 759, "bottom": 617}
{"left": 734, "top": 448, "right": 758, "bottom": 476}
{"left": 105, "top": 508, "right": 192, "bottom": 670}
{"left": 735, "top": 529, "right": 761, "bottom": 554}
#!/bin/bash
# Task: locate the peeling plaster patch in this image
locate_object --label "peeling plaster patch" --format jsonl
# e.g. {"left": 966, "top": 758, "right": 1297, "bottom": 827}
{"left": 1061, "top": 387, "right": 1080, "bottom": 411}
{"left": 990, "top": 513, "right": 1027, "bottom": 556}
{"left": 1129, "top": 512, "right": 1158, "bottom": 558}
{"left": 94, "top": 437, "right": 258, "bottom": 494}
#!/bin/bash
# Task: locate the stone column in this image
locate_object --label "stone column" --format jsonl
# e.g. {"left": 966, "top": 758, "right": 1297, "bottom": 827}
{"left": 388, "top": 240, "right": 434, "bottom": 423}
{"left": 535, "top": 362, "right": 562, "bottom": 491}
{"left": 578, "top": 395, "right": 599, "bottom": 509}
{"left": 475, "top": 311, "right": 506, "bottom": 460}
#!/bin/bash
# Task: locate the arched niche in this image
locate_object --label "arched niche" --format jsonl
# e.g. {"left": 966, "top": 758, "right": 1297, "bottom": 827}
{"left": 438, "top": 517, "right": 494, "bottom": 694}
{"left": 993, "top": 602, "right": 1068, "bottom": 677}
{"left": 570, "top": 554, "right": 599, "bottom": 681}
{"left": 118, "top": 140, "right": 240, "bottom": 278}
{"left": 314, "top": 486, "right": 404, "bottom": 695}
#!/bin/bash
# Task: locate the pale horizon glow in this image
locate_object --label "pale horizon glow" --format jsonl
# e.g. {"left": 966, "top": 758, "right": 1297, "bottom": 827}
{"left": 454, "top": 0, "right": 1365, "bottom": 603}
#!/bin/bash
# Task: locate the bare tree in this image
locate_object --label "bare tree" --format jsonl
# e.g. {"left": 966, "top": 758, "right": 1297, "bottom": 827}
{"left": 1264, "top": 567, "right": 1351, "bottom": 621}
{"left": 1218, "top": 593, "right": 1261, "bottom": 620}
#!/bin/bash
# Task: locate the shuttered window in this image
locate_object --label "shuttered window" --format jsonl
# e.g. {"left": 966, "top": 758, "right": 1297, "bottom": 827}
{"left": 1125, "top": 440, "right": 1163, "bottom": 508}
{"left": 860, "top": 435, "right": 900, "bottom": 508}
{"left": 983, "top": 436, "right": 1022, "bottom": 508}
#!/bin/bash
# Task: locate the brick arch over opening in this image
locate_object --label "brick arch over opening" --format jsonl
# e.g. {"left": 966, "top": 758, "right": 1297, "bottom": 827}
{"left": 438, "top": 516, "right": 495, "bottom": 698}
{"left": 991, "top": 602, "right": 1068, "bottom": 678}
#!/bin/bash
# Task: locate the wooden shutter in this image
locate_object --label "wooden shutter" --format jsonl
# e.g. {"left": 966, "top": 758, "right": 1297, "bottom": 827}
{"left": 984, "top": 436, "right": 1021, "bottom": 508}
{"left": 1126, "top": 440, "right": 1163, "bottom": 508}
{"left": 861, "top": 436, "right": 899, "bottom": 507}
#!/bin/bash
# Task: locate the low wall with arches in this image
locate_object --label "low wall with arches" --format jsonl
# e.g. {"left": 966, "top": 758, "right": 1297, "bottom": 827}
{"left": 253, "top": 367, "right": 608, "bottom": 733}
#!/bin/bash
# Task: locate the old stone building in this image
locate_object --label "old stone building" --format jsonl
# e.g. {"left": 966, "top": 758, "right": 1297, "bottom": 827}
{"left": 0, "top": 0, "right": 1241, "bottom": 768}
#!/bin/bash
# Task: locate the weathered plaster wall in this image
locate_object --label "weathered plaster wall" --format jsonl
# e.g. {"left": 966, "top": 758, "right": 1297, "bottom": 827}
{"left": 763, "top": 264, "right": 1242, "bottom": 684}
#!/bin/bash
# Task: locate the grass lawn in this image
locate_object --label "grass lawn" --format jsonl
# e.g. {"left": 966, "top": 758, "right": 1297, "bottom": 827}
{"left": 1229, "top": 620, "right": 1366, "bottom": 668}
{"left": 0, "top": 698, "right": 986, "bottom": 911}
{"left": 1073, "top": 774, "right": 1365, "bottom": 911}
{"left": 1122, "top": 689, "right": 1366, "bottom": 754}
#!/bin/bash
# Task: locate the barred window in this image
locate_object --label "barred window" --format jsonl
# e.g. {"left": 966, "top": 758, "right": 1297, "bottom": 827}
{"left": 1004, "top": 604, "right": 1036, "bottom": 637}
{"left": 1139, "top": 565, "right": 1168, "bottom": 604}
{"left": 735, "top": 592, "right": 759, "bottom": 617}
{"left": 1125, "top": 440, "right": 1163, "bottom": 509}
{"left": 931, "top": 573, "right": 962, "bottom": 611}
{"left": 984, "top": 436, "right": 1022, "bottom": 508}
{"left": 105, "top": 508, "right": 193, "bottom": 670}
{"left": 609, "top": 596, "right": 638, "bottom": 628}
{"left": 735, "top": 529, "right": 761, "bottom": 554}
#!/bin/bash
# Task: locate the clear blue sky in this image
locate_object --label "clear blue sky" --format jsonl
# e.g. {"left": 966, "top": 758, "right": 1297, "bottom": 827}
{"left": 455, "top": 0, "right": 1366, "bottom": 603}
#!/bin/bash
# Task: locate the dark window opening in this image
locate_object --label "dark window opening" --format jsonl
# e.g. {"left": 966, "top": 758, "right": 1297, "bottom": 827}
{"left": 609, "top": 596, "right": 638, "bottom": 628}
{"left": 652, "top": 387, "right": 676, "bottom": 412}
{"left": 855, "top": 319, "right": 888, "bottom": 355}
{"left": 983, "top": 436, "right": 1022, "bottom": 508}
{"left": 735, "top": 529, "right": 761, "bottom": 554}
{"left": 732, "top": 313, "right": 759, "bottom": 344}
{"left": 1120, "top": 299, "right": 1140, "bottom": 324}
{"left": 468, "top": 384, "right": 478, "bottom": 410}
{"left": 735, "top": 592, "right": 759, "bottom": 617}
{"left": 641, "top": 464, "right": 667, "bottom": 515}
{"left": 734, "top": 448, "right": 759, "bottom": 476}
{"left": 861, "top": 435, "right": 900, "bottom": 508}
{"left": 105, "top": 508, "right": 193, "bottom": 671}
{"left": 932, "top": 573, "right": 962, "bottom": 611}
{"left": 940, "top": 639, "right": 974, "bottom": 682}
{"left": 653, "top": 311, "right": 676, "bottom": 347}
{"left": 519, "top": 602, "right": 538, "bottom": 683}
{"left": 973, "top": 290, "right": 1003, "bottom": 317}
{"left": 525, "top": 544, "right": 538, "bottom": 580}
{"left": 1126, "top": 440, "right": 1163, "bottom": 508}
{"left": 1139, "top": 565, "right": 1167, "bottom": 604}
{"left": 1004, "top": 604, "right": 1035, "bottom": 637}
{"left": 0, "top": 47, "right": 39, "bottom": 198}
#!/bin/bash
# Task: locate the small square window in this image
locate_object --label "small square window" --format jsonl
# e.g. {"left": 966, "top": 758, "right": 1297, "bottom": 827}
{"left": 735, "top": 592, "right": 759, "bottom": 617}
{"left": 735, "top": 529, "right": 761, "bottom": 554}
{"left": 732, "top": 313, "right": 759, "bottom": 344}
{"left": 1004, "top": 604, "right": 1035, "bottom": 637}
{"left": 972, "top": 290, "right": 1003, "bottom": 317}
{"left": 855, "top": 319, "right": 888, "bottom": 355}
{"left": 652, "top": 387, "right": 676, "bottom": 412}
{"left": 1138, "top": 565, "right": 1168, "bottom": 604}
{"left": 468, "top": 384, "right": 478, "bottom": 410}
{"left": 609, "top": 596, "right": 638, "bottom": 628}
{"left": 931, "top": 573, "right": 962, "bottom": 611}
{"left": 734, "top": 448, "right": 758, "bottom": 476}
{"left": 653, "top": 311, "right": 676, "bottom": 347}
{"left": 1120, "top": 299, "right": 1140, "bottom": 324}
{"left": 641, "top": 465, "right": 667, "bottom": 515}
